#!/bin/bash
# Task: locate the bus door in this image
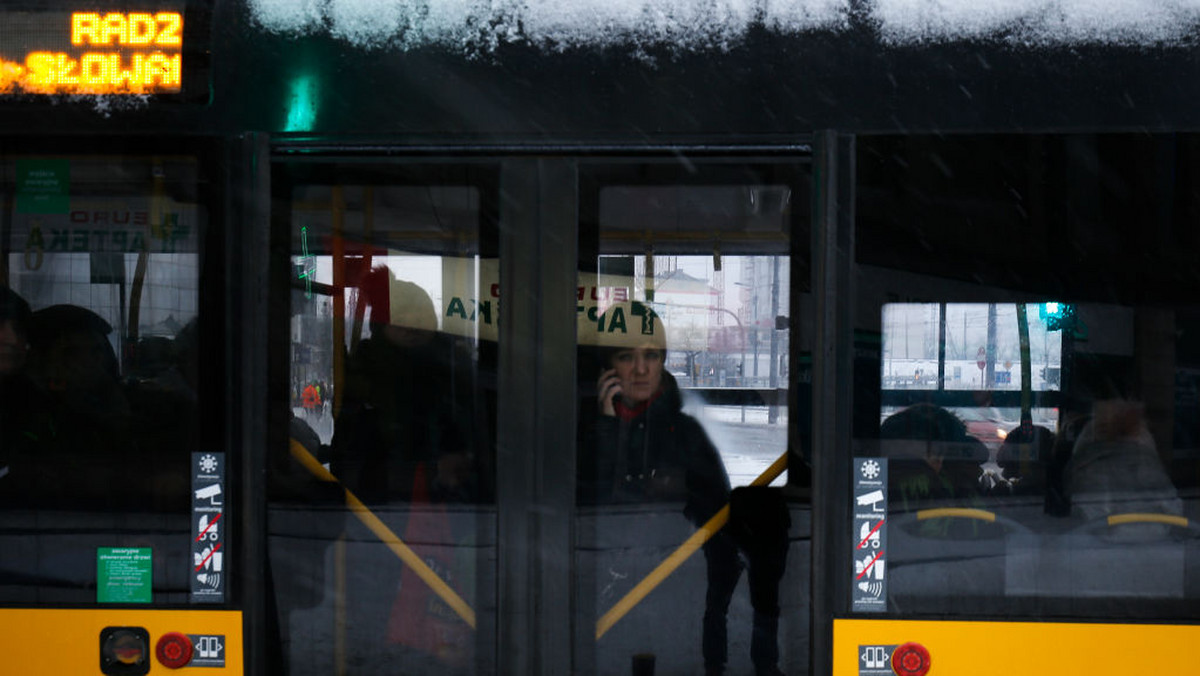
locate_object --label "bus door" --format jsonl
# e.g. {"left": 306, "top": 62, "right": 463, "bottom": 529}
{"left": 574, "top": 156, "right": 811, "bottom": 675}
{"left": 269, "top": 160, "right": 499, "bottom": 675}
{"left": 270, "top": 151, "right": 812, "bottom": 674}
{"left": 0, "top": 136, "right": 255, "bottom": 674}
{"left": 834, "top": 134, "right": 1200, "bottom": 675}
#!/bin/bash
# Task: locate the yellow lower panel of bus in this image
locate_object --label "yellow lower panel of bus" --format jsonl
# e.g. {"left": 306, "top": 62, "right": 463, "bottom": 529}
{"left": 0, "top": 608, "right": 242, "bottom": 674}
{"left": 835, "top": 617, "right": 1198, "bottom": 676}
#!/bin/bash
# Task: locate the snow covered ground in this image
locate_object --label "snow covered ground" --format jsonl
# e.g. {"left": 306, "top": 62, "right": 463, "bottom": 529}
{"left": 689, "top": 404, "right": 790, "bottom": 487}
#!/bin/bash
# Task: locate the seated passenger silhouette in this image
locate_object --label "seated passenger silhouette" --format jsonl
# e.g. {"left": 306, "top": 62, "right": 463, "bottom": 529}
{"left": 993, "top": 418, "right": 1054, "bottom": 495}
{"left": 0, "top": 287, "right": 35, "bottom": 504}
{"left": 21, "top": 305, "right": 133, "bottom": 509}
{"left": 1066, "top": 399, "right": 1181, "bottom": 528}
{"left": 578, "top": 301, "right": 787, "bottom": 676}
{"left": 0, "top": 287, "right": 30, "bottom": 379}
{"left": 881, "top": 403, "right": 986, "bottom": 513}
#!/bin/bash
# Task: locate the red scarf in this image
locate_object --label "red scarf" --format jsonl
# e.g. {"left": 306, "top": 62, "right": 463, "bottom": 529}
{"left": 613, "top": 388, "right": 664, "bottom": 421}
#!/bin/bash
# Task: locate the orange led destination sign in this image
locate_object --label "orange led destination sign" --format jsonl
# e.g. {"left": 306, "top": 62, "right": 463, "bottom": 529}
{"left": 1, "top": 10, "right": 184, "bottom": 95}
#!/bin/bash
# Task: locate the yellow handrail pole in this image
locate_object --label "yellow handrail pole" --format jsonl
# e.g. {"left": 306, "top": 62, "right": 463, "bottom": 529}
{"left": 595, "top": 450, "right": 789, "bottom": 640}
{"left": 288, "top": 439, "right": 477, "bottom": 629}
{"left": 595, "top": 507, "right": 727, "bottom": 640}
{"left": 749, "top": 450, "right": 790, "bottom": 489}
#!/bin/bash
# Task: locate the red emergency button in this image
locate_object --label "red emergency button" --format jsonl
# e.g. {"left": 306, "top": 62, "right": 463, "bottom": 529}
{"left": 155, "top": 632, "right": 194, "bottom": 669}
{"left": 891, "top": 642, "right": 931, "bottom": 676}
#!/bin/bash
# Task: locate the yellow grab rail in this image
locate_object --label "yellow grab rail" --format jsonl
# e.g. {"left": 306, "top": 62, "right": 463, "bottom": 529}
{"left": 1107, "top": 512, "right": 1189, "bottom": 529}
{"left": 288, "top": 441, "right": 793, "bottom": 638}
{"left": 595, "top": 450, "right": 789, "bottom": 640}
{"left": 288, "top": 439, "right": 477, "bottom": 629}
{"left": 916, "top": 507, "right": 997, "bottom": 523}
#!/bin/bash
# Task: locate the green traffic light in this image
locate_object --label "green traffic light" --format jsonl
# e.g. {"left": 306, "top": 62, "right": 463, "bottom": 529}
{"left": 1039, "top": 302, "right": 1073, "bottom": 331}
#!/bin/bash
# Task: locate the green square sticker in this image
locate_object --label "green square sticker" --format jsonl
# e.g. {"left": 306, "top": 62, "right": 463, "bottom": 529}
{"left": 16, "top": 159, "right": 70, "bottom": 214}
{"left": 97, "top": 547, "right": 152, "bottom": 604}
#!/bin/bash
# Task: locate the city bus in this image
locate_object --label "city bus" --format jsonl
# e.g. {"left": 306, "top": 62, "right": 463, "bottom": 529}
{"left": 2, "top": 1, "right": 1200, "bottom": 674}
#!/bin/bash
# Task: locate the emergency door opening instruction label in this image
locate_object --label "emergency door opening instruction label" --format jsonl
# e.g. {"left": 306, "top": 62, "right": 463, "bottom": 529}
{"left": 97, "top": 547, "right": 152, "bottom": 603}
{"left": 852, "top": 457, "right": 887, "bottom": 612}
{"left": 191, "top": 452, "right": 225, "bottom": 603}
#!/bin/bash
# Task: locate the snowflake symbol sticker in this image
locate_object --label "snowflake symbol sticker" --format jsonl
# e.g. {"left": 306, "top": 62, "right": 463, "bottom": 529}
{"left": 199, "top": 454, "right": 219, "bottom": 474}
{"left": 860, "top": 460, "right": 881, "bottom": 480}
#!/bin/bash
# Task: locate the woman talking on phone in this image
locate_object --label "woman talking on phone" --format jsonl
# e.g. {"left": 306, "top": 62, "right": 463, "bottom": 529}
{"left": 580, "top": 302, "right": 728, "bottom": 515}
{"left": 579, "top": 301, "right": 782, "bottom": 676}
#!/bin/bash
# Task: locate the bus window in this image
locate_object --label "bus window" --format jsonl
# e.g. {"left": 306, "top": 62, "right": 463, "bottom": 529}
{"left": 272, "top": 165, "right": 497, "bottom": 674}
{"left": 575, "top": 162, "right": 807, "bottom": 675}
{"left": 880, "top": 303, "right": 1062, "bottom": 492}
{"left": 882, "top": 303, "right": 1063, "bottom": 395}
{"left": 853, "top": 134, "right": 1200, "bottom": 620}
{"left": 0, "top": 150, "right": 204, "bottom": 605}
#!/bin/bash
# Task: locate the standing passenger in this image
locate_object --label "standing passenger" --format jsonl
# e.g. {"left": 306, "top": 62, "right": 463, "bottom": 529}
{"left": 579, "top": 301, "right": 784, "bottom": 676}
{"left": 331, "top": 267, "right": 465, "bottom": 504}
{"left": 330, "top": 266, "right": 478, "bottom": 671}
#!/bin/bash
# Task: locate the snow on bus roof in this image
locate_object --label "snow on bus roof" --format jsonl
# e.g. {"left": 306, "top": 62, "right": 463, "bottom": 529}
{"left": 247, "top": 0, "right": 846, "bottom": 49}
{"left": 247, "top": 0, "right": 1200, "bottom": 50}
{"left": 875, "top": 0, "right": 1200, "bottom": 45}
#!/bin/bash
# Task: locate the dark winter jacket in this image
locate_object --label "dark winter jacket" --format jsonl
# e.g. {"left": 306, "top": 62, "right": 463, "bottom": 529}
{"left": 331, "top": 333, "right": 479, "bottom": 505}
{"left": 579, "top": 372, "right": 731, "bottom": 526}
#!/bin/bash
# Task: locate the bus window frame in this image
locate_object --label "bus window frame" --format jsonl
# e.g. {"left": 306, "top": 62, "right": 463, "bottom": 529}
{"left": 0, "top": 133, "right": 255, "bottom": 612}
{"left": 577, "top": 157, "right": 812, "bottom": 488}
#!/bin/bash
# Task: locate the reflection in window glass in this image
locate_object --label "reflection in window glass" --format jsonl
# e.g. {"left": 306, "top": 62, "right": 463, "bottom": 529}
{"left": 582, "top": 254, "right": 790, "bottom": 487}
{"left": 882, "top": 303, "right": 1062, "bottom": 392}
{"left": 877, "top": 301, "right": 1200, "bottom": 617}
{"left": 276, "top": 177, "right": 495, "bottom": 675}
{"left": 0, "top": 155, "right": 202, "bottom": 605}
{"left": 859, "top": 134, "right": 1200, "bottom": 621}
{"left": 577, "top": 171, "right": 799, "bottom": 676}
{"left": 290, "top": 253, "right": 450, "bottom": 445}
